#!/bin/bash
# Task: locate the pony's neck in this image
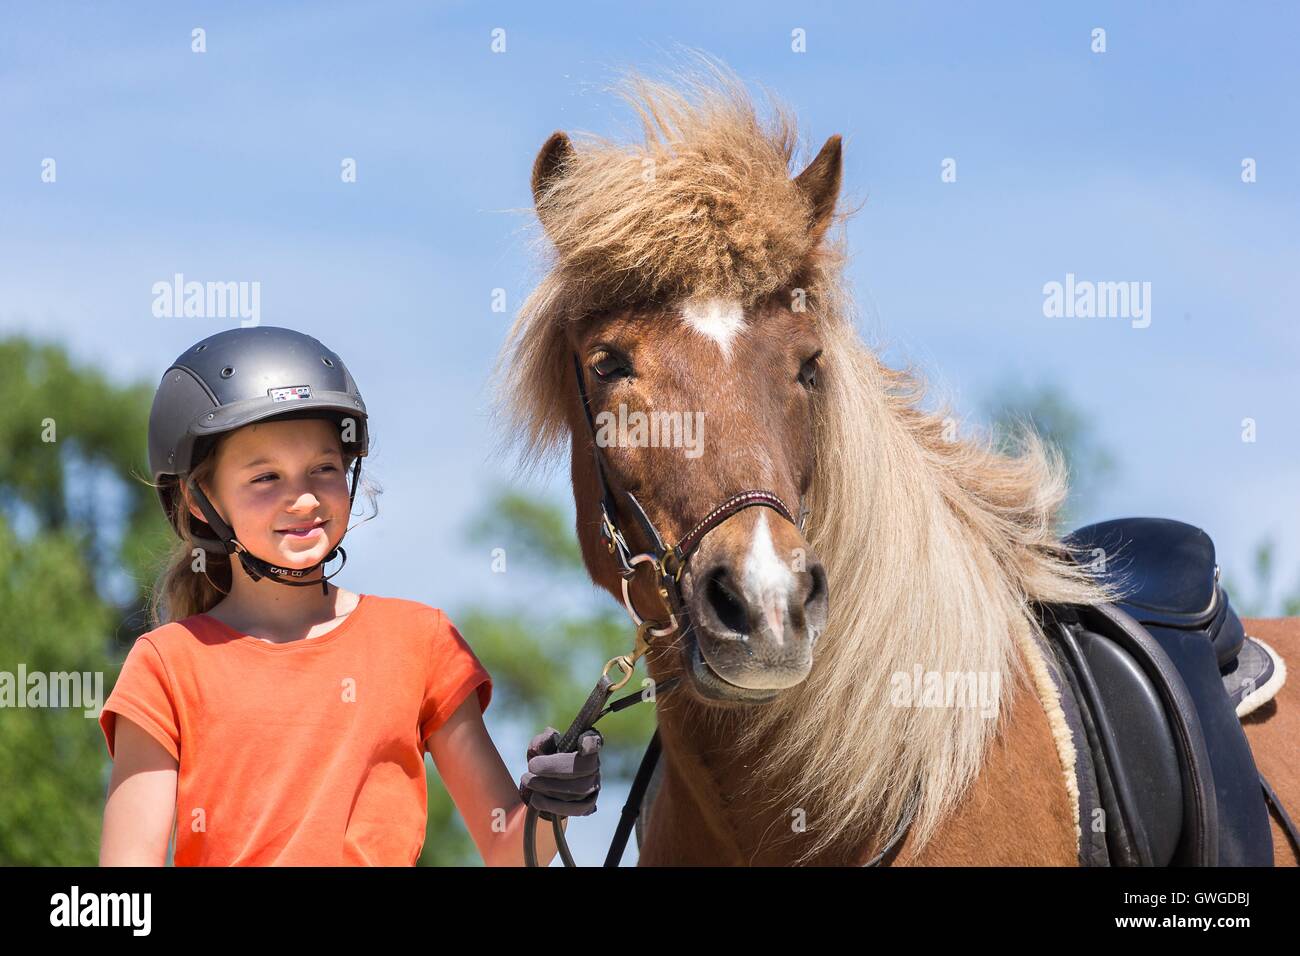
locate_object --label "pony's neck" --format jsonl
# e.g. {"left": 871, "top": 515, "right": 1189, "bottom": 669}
{"left": 646, "top": 696, "right": 869, "bottom": 865}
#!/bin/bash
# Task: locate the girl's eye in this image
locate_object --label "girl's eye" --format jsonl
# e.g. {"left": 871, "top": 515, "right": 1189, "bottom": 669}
{"left": 250, "top": 464, "right": 337, "bottom": 483}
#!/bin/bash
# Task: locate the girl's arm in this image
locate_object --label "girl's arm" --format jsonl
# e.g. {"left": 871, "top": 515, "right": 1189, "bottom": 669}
{"left": 426, "top": 695, "right": 570, "bottom": 867}
{"left": 100, "top": 715, "right": 178, "bottom": 866}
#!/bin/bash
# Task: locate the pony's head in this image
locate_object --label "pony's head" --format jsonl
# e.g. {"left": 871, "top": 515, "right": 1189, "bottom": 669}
{"left": 503, "top": 61, "right": 853, "bottom": 705}
{"left": 501, "top": 59, "right": 1123, "bottom": 861}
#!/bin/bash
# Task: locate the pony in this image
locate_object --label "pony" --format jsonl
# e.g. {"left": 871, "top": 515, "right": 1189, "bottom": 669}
{"left": 496, "top": 57, "right": 1299, "bottom": 865}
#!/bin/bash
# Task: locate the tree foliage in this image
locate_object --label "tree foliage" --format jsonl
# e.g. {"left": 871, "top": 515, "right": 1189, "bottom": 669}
{"left": 0, "top": 337, "right": 169, "bottom": 864}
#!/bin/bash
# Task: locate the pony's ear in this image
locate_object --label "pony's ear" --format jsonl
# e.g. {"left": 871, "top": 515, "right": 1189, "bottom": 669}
{"left": 531, "top": 130, "right": 575, "bottom": 235}
{"left": 793, "top": 134, "right": 842, "bottom": 243}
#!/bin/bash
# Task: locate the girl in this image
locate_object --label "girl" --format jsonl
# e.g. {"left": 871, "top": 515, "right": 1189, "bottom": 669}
{"left": 98, "top": 325, "right": 600, "bottom": 866}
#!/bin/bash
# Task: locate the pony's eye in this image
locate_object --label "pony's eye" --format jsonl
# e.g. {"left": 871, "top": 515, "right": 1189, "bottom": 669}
{"left": 592, "top": 350, "right": 632, "bottom": 381}
{"left": 798, "top": 351, "right": 821, "bottom": 390}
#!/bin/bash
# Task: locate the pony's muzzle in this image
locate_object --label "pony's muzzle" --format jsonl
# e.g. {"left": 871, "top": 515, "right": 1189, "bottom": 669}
{"left": 683, "top": 512, "right": 829, "bottom": 692}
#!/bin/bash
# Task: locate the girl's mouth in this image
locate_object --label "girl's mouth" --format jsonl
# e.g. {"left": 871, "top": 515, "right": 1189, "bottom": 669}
{"left": 276, "top": 520, "right": 328, "bottom": 538}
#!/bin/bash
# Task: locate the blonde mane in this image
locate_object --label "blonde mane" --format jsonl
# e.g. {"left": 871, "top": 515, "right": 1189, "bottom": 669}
{"left": 497, "top": 54, "right": 1122, "bottom": 864}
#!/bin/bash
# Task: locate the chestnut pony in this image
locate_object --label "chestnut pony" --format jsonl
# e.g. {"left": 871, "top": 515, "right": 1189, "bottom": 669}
{"left": 497, "top": 62, "right": 1299, "bottom": 865}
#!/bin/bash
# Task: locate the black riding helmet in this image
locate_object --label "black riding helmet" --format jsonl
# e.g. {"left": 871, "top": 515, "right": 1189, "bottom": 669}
{"left": 148, "top": 326, "right": 369, "bottom": 593}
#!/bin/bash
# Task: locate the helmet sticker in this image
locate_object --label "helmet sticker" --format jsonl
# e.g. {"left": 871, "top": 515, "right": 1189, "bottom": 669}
{"left": 269, "top": 385, "right": 313, "bottom": 402}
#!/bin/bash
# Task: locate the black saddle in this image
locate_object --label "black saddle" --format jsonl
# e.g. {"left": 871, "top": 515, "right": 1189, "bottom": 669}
{"left": 1038, "top": 516, "right": 1288, "bottom": 865}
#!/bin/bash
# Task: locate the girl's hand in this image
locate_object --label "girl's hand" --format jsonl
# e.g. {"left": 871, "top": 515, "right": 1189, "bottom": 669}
{"left": 517, "top": 726, "right": 602, "bottom": 818}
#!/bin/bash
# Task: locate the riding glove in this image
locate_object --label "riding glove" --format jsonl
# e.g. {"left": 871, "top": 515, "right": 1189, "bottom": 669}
{"left": 518, "top": 726, "right": 602, "bottom": 818}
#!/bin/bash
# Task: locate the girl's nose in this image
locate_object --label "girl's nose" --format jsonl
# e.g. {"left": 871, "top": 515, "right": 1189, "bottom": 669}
{"left": 287, "top": 489, "right": 322, "bottom": 510}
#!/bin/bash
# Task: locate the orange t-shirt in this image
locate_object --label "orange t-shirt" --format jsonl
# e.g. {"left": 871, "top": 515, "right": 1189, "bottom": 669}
{"left": 99, "top": 594, "right": 492, "bottom": 866}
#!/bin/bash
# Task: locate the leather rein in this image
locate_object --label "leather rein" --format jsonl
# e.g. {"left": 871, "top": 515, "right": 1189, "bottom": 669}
{"left": 522, "top": 353, "right": 913, "bottom": 867}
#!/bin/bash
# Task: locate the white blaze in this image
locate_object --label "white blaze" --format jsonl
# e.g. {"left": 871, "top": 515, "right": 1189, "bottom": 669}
{"left": 679, "top": 297, "right": 745, "bottom": 360}
{"left": 741, "top": 511, "right": 797, "bottom": 644}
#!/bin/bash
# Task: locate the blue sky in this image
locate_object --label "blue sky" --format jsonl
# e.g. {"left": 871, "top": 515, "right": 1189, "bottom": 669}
{"left": 4, "top": 2, "right": 1298, "bottom": 860}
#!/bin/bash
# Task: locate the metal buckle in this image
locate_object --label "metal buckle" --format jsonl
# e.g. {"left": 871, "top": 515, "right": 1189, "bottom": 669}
{"left": 600, "top": 510, "right": 618, "bottom": 552}
{"left": 602, "top": 654, "right": 636, "bottom": 692}
{"left": 601, "top": 513, "right": 640, "bottom": 579}
{"left": 601, "top": 621, "right": 663, "bottom": 692}
{"left": 620, "top": 554, "right": 677, "bottom": 637}
{"left": 659, "top": 550, "right": 687, "bottom": 584}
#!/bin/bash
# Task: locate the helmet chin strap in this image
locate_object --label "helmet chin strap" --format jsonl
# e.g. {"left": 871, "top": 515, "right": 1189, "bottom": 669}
{"left": 185, "top": 457, "right": 363, "bottom": 596}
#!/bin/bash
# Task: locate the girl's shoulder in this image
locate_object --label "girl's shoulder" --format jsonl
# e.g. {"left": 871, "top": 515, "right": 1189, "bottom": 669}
{"left": 133, "top": 616, "right": 211, "bottom": 651}
{"left": 351, "top": 595, "right": 466, "bottom": 660}
{"left": 134, "top": 596, "right": 451, "bottom": 647}
{"left": 351, "top": 593, "right": 457, "bottom": 635}
{"left": 355, "top": 592, "right": 445, "bottom": 621}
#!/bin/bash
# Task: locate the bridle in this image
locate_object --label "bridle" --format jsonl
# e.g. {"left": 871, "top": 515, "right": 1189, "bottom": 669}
{"left": 525, "top": 353, "right": 796, "bottom": 865}
{"left": 568, "top": 348, "right": 812, "bottom": 633}
{"left": 522, "top": 353, "right": 914, "bottom": 866}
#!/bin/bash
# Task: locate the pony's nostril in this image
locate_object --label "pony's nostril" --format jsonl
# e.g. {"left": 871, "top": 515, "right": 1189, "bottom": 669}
{"left": 805, "top": 563, "right": 827, "bottom": 611}
{"left": 705, "top": 567, "right": 750, "bottom": 635}
{"left": 806, "top": 564, "right": 826, "bottom": 616}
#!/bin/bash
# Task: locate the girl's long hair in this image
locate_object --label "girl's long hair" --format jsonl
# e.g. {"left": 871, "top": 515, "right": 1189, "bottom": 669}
{"left": 145, "top": 424, "right": 377, "bottom": 628}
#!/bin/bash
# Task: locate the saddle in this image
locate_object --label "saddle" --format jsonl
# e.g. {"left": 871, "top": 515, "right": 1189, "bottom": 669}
{"left": 1040, "top": 516, "right": 1291, "bottom": 865}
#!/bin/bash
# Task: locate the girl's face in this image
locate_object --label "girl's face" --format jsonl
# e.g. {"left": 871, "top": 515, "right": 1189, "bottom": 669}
{"left": 191, "top": 417, "right": 350, "bottom": 571}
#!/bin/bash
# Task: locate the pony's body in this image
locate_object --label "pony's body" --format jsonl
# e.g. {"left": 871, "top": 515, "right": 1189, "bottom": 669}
{"left": 638, "top": 615, "right": 1300, "bottom": 866}
{"left": 639, "top": 626, "right": 1083, "bottom": 865}
{"left": 1239, "top": 619, "right": 1300, "bottom": 864}
{"left": 501, "top": 57, "right": 1299, "bottom": 866}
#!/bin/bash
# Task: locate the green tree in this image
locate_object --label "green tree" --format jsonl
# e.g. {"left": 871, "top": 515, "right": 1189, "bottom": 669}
{"left": 0, "top": 336, "right": 169, "bottom": 864}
